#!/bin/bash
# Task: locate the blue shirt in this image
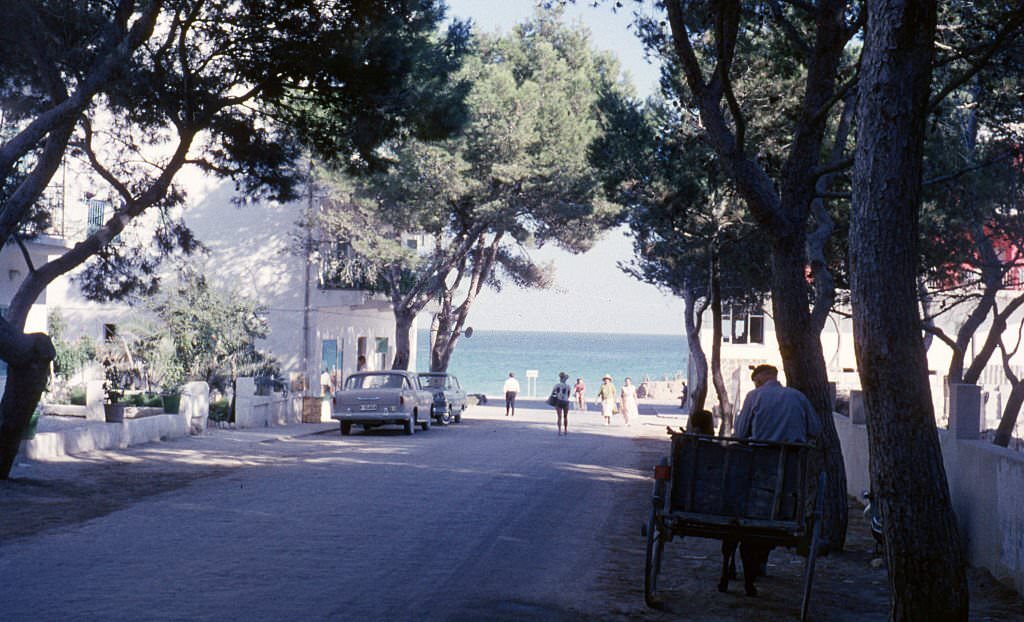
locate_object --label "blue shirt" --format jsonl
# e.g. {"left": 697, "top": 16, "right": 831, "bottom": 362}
{"left": 734, "top": 379, "right": 822, "bottom": 443}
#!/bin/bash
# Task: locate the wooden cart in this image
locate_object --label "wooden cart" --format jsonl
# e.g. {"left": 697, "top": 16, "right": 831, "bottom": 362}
{"left": 643, "top": 432, "right": 826, "bottom": 621}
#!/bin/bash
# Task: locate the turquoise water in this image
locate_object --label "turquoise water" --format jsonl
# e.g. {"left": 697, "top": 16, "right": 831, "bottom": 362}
{"left": 416, "top": 329, "right": 688, "bottom": 397}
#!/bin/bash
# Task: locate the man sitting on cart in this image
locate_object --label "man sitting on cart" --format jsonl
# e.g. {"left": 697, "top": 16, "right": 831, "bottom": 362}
{"left": 734, "top": 364, "right": 821, "bottom": 443}
{"left": 731, "top": 363, "right": 822, "bottom": 586}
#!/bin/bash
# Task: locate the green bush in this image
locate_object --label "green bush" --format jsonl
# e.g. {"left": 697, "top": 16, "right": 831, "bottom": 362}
{"left": 123, "top": 392, "right": 163, "bottom": 407}
{"left": 69, "top": 385, "right": 87, "bottom": 406}
{"left": 209, "top": 398, "right": 231, "bottom": 422}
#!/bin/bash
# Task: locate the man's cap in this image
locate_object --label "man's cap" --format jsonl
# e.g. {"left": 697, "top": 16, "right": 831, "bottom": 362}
{"left": 750, "top": 364, "right": 778, "bottom": 381}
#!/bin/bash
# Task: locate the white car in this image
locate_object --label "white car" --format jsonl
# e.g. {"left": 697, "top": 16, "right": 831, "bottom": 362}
{"left": 332, "top": 371, "right": 433, "bottom": 435}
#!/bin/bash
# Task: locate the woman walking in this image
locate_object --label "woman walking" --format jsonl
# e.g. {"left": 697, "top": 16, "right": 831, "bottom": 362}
{"left": 596, "top": 374, "right": 617, "bottom": 425}
{"left": 550, "top": 372, "right": 572, "bottom": 435}
{"left": 573, "top": 377, "right": 586, "bottom": 411}
{"left": 620, "top": 376, "right": 638, "bottom": 426}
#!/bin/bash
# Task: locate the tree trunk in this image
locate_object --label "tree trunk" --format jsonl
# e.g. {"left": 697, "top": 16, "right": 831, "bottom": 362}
{"left": 0, "top": 333, "right": 56, "bottom": 479}
{"left": 851, "top": 1, "right": 968, "bottom": 618}
{"left": 682, "top": 286, "right": 709, "bottom": 415}
{"left": 992, "top": 379, "right": 1023, "bottom": 448}
{"left": 391, "top": 309, "right": 415, "bottom": 371}
{"left": 708, "top": 240, "right": 733, "bottom": 430}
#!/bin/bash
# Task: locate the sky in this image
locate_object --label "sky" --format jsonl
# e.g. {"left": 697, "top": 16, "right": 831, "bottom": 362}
{"left": 443, "top": 0, "right": 684, "bottom": 335}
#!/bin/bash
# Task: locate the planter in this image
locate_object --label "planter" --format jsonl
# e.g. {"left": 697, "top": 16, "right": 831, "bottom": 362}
{"left": 162, "top": 393, "right": 181, "bottom": 414}
{"left": 104, "top": 403, "right": 126, "bottom": 423}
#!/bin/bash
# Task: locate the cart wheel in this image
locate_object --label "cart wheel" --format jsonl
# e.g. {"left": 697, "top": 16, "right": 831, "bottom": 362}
{"left": 645, "top": 458, "right": 669, "bottom": 608}
{"left": 800, "top": 473, "right": 827, "bottom": 622}
{"left": 644, "top": 505, "right": 665, "bottom": 608}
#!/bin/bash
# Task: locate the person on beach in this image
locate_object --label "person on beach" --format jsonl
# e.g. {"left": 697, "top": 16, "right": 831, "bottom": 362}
{"left": 620, "top": 376, "right": 638, "bottom": 426}
{"left": 503, "top": 372, "right": 521, "bottom": 417}
{"left": 596, "top": 374, "right": 617, "bottom": 425}
{"left": 550, "top": 372, "right": 572, "bottom": 435}
{"left": 573, "top": 377, "right": 586, "bottom": 410}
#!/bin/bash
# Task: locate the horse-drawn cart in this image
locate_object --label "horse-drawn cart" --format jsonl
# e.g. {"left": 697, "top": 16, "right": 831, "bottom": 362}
{"left": 643, "top": 432, "right": 826, "bottom": 621}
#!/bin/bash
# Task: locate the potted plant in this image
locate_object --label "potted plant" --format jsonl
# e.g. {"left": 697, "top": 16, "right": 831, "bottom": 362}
{"left": 102, "top": 358, "right": 127, "bottom": 423}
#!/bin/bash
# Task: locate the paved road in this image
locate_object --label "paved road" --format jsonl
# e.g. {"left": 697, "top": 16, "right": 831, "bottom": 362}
{"left": 0, "top": 401, "right": 675, "bottom": 621}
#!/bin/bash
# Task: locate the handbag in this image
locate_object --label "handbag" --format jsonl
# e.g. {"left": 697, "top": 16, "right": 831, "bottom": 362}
{"left": 547, "top": 392, "right": 559, "bottom": 407}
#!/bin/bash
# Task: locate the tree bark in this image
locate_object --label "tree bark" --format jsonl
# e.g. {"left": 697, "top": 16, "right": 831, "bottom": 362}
{"left": 851, "top": 1, "right": 968, "bottom": 618}
{"left": 708, "top": 238, "right": 734, "bottom": 429}
{"left": 683, "top": 285, "right": 709, "bottom": 416}
{"left": 391, "top": 309, "right": 415, "bottom": 371}
{"left": 993, "top": 379, "right": 1023, "bottom": 448}
{"left": 0, "top": 332, "right": 55, "bottom": 479}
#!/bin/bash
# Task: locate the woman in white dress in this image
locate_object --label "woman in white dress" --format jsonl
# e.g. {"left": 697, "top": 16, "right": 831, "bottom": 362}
{"left": 620, "top": 377, "right": 638, "bottom": 426}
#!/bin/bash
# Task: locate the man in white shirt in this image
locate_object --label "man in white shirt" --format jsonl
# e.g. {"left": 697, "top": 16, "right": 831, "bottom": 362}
{"left": 503, "top": 372, "right": 521, "bottom": 417}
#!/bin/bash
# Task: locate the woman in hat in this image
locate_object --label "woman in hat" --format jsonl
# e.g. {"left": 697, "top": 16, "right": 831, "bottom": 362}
{"left": 596, "top": 374, "right": 617, "bottom": 425}
{"left": 550, "top": 372, "right": 572, "bottom": 435}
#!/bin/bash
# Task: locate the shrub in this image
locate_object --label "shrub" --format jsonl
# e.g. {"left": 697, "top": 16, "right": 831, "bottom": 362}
{"left": 69, "top": 385, "right": 87, "bottom": 406}
{"left": 209, "top": 398, "right": 231, "bottom": 422}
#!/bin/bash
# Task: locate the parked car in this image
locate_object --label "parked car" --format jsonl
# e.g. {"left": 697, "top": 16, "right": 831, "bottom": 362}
{"left": 417, "top": 372, "right": 468, "bottom": 425}
{"left": 332, "top": 371, "right": 432, "bottom": 435}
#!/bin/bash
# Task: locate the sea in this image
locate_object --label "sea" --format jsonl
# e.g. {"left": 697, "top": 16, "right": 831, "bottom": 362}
{"left": 415, "top": 329, "right": 689, "bottom": 397}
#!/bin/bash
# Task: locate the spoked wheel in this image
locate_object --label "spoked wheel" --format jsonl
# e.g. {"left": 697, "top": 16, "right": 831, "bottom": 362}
{"left": 644, "top": 505, "right": 665, "bottom": 608}
{"left": 800, "top": 472, "right": 827, "bottom": 622}
{"left": 644, "top": 457, "right": 669, "bottom": 608}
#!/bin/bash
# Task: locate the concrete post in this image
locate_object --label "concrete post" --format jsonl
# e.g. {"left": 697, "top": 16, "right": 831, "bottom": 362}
{"left": 948, "top": 383, "right": 982, "bottom": 440}
{"left": 85, "top": 380, "right": 105, "bottom": 422}
{"left": 180, "top": 381, "right": 210, "bottom": 434}
{"left": 849, "top": 389, "right": 866, "bottom": 425}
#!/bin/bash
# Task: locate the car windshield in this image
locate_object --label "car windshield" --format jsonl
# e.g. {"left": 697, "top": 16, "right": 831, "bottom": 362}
{"left": 418, "top": 374, "right": 445, "bottom": 389}
{"left": 346, "top": 373, "right": 406, "bottom": 390}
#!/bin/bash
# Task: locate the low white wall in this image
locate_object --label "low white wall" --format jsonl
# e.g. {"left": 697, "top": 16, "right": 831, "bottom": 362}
{"left": 234, "top": 377, "right": 299, "bottom": 429}
{"left": 834, "top": 409, "right": 1024, "bottom": 595}
{"left": 24, "top": 414, "right": 187, "bottom": 459}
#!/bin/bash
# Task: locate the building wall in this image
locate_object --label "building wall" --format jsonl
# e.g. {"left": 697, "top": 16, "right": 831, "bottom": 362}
{"left": 184, "top": 182, "right": 413, "bottom": 392}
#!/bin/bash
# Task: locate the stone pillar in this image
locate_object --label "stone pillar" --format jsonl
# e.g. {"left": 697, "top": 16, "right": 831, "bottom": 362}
{"left": 85, "top": 380, "right": 105, "bottom": 422}
{"left": 180, "top": 381, "right": 210, "bottom": 434}
{"left": 849, "top": 389, "right": 866, "bottom": 425}
{"left": 948, "top": 383, "right": 982, "bottom": 440}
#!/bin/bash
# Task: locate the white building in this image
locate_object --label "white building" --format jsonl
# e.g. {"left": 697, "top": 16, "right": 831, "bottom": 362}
{"left": 702, "top": 293, "right": 1024, "bottom": 437}
{"left": 0, "top": 177, "right": 412, "bottom": 397}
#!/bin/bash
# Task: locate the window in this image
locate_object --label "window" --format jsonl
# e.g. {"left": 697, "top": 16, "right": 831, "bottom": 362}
{"left": 86, "top": 198, "right": 108, "bottom": 235}
{"left": 722, "top": 305, "right": 765, "bottom": 345}
{"left": 375, "top": 337, "right": 389, "bottom": 370}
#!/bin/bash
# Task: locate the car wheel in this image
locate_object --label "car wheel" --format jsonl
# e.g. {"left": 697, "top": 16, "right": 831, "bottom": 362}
{"left": 405, "top": 413, "right": 416, "bottom": 435}
{"left": 455, "top": 406, "right": 463, "bottom": 423}
{"left": 439, "top": 405, "right": 453, "bottom": 425}
{"left": 421, "top": 414, "right": 430, "bottom": 432}
{"left": 340, "top": 422, "right": 352, "bottom": 436}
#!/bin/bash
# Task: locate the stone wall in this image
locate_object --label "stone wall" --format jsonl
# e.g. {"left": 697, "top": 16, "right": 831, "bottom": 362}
{"left": 834, "top": 384, "right": 1024, "bottom": 595}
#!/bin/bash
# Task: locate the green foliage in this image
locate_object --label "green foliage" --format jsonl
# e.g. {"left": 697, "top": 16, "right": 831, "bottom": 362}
{"left": 590, "top": 93, "right": 770, "bottom": 303}
{"left": 68, "top": 385, "right": 86, "bottom": 406}
{"left": 150, "top": 269, "right": 277, "bottom": 391}
{"left": 314, "top": 9, "right": 631, "bottom": 368}
{"left": 208, "top": 398, "right": 232, "bottom": 423}
{"left": 47, "top": 309, "right": 96, "bottom": 380}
